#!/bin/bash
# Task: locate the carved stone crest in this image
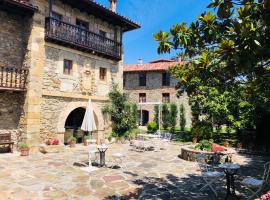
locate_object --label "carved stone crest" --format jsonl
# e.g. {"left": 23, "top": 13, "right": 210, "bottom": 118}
{"left": 80, "top": 67, "right": 92, "bottom": 95}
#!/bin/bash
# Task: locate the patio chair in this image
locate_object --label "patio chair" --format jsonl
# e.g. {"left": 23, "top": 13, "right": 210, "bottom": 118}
{"left": 110, "top": 153, "right": 128, "bottom": 170}
{"left": 160, "top": 133, "right": 171, "bottom": 150}
{"left": 196, "top": 154, "right": 225, "bottom": 197}
{"left": 88, "top": 143, "right": 99, "bottom": 166}
{"left": 241, "top": 161, "right": 270, "bottom": 200}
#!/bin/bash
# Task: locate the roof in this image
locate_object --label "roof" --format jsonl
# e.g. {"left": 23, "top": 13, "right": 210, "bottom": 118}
{"left": 60, "top": 0, "right": 140, "bottom": 32}
{"left": 124, "top": 59, "right": 184, "bottom": 72}
{"left": 0, "top": 0, "right": 38, "bottom": 15}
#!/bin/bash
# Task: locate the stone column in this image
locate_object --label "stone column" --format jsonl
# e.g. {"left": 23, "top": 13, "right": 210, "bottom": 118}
{"left": 23, "top": 7, "right": 45, "bottom": 146}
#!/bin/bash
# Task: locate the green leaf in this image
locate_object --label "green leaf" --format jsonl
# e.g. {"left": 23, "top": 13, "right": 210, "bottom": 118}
{"left": 254, "top": 40, "right": 261, "bottom": 46}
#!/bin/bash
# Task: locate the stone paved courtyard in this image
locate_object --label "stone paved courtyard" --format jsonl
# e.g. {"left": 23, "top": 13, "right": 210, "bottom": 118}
{"left": 0, "top": 143, "right": 269, "bottom": 200}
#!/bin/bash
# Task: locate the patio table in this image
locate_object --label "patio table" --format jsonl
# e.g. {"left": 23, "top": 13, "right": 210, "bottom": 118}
{"left": 97, "top": 145, "right": 108, "bottom": 167}
{"left": 137, "top": 134, "right": 160, "bottom": 139}
{"left": 218, "top": 162, "right": 240, "bottom": 200}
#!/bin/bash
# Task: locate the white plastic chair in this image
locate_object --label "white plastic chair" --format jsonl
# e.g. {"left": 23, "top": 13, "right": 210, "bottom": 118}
{"left": 196, "top": 154, "right": 225, "bottom": 197}
{"left": 110, "top": 153, "right": 128, "bottom": 170}
{"left": 241, "top": 161, "right": 270, "bottom": 200}
{"left": 88, "top": 141, "right": 98, "bottom": 166}
{"left": 161, "top": 133, "right": 171, "bottom": 150}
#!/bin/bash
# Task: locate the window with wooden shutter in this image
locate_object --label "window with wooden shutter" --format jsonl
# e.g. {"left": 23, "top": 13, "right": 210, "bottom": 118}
{"left": 100, "top": 68, "right": 107, "bottom": 81}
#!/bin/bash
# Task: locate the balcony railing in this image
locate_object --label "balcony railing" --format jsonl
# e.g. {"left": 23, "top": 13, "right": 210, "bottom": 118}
{"left": 0, "top": 67, "right": 28, "bottom": 91}
{"left": 45, "top": 17, "right": 122, "bottom": 60}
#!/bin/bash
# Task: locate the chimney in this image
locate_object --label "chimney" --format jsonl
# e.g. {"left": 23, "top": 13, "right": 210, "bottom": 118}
{"left": 138, "top": 58, "right": 143, "bottom": 65}
{"left": 109, "top": 0, "right": 117, "bottom": 12}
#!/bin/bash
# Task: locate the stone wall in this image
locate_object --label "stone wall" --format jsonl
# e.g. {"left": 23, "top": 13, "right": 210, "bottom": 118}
{"left": 0, "top": 10, "right": 29, "bottom": 68}
{"left": 124, "top": 71, "right": 192, "bottom": 127}
{"left": 40, "top": 95, "right": 110, "bottom": 143}
{"left": 0, "top": 91, "right": 26, "bottom": 144}
{"left": 44, "top": 44, "right": 121, "bottom": 97}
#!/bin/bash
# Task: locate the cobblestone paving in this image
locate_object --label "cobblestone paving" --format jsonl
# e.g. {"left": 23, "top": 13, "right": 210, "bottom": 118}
{"left": 0, "top": 143, "right": 269, "bottom": 200}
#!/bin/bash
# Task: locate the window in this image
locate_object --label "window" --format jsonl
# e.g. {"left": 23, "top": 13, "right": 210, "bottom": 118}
{"left": 52, "top": 12, "right": 62, "bottom": 21}
{"left": 63, "top": 59, "right": 72, "bottom": 75}
{"left": 162, "top": 72, "right": 170, "bottom": 86}
{"left": 139, "top": 72, "right": 146, "bottom": 86}
{"left": 139, "top": 93, "right": 146, "bottom": 103}
{"left": 123, "top": 73, "right": 126, "bottom": 87}
{"left": 76, "top": 19, "right": 89, "bottom": 30}
{"left": 99, "top": 30, "right": 107, "bottom": 38}
{"left": 100, "top": 68, "right": 107, "bottom": 81}
{"left": 162, "top": 93, "right": 170, "bottom": 103}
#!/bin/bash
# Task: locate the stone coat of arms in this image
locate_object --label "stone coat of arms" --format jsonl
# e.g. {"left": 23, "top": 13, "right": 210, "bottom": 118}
{"left": 80, "top": 67, "right": 92, "bottom": 95}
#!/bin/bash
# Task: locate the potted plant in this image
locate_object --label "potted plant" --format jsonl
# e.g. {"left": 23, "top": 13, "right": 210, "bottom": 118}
{"left": 83, "top": 135, "right": 90, "bottom": 146}
{"left": 67, "top": 136, "right": 76, "bottom": 148}
{"left": 19, "top": 143, "right": 30, "bottom": 156}
{"left": 236, "top": 142, "right": 242, "bottom": 149}
{"left": 224, "top": 139, "right": 229, "bottom": 147}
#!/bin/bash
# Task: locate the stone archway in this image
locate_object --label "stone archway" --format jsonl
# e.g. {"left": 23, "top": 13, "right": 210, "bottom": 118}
{"left": 57, "top": 101, "right": 104, "bottom": 134}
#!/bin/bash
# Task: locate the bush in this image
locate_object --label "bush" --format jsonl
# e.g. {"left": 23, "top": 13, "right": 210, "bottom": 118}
{"left": 154, "top": 105, "right": 160, "bottom": 129}
{"left": 147, "top": 121, "right": 158, "bottom": 133}
{"left": 162, "top": 104, "right": 170, "bottom": 130}
{"left": 179, "top": 104, "right": 186, "bottom": 131}
{"left": 102, "top": 85, "right": 137, "bottom": 138}
{"left": 195, "top": 139, "right": 213, "bottom": 151}
{"left": 170, "top": 103, "right": 178, "bottom": 133}
{"left": 191, "top": 120, "right": 213, "bottom": 140}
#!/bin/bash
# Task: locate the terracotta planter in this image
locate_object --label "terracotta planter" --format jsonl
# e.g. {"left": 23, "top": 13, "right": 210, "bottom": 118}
{"left": 192, "top": 137, "right": 197, "bottom": 144}
{"left": 83, "top": 140, "right": 88, "bottom": 146}
{"left": 236, "top": 143, "right": 242, "bottom": 149}
{"left": 224, "top": 140, "right": 229, "bottom": 147}
{"left": 69, "top": 141, "right": 76, "bottom": 148}
{"left": 20, "top": 148, "right": 30, "bottom": 156}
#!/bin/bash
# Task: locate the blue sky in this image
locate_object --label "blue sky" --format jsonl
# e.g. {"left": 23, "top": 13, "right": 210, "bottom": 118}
{"left": 97, "top": 0, "right": 210, "bottom": 64}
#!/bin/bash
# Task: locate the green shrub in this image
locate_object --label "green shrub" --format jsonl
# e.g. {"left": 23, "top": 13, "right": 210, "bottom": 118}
{"left": 83, "top": 135, "right": 90, "bottom": 141}
{"left": 170, "top": 103, "right": 178, "bottom": 133}
{"left": 19, "top": 143, "right": 29, "bottom": 149}
{"left": 67, "top": 136, "right": 77, "bottom": 143}
{"left": 147, "top": 121, "right": 158, "bottom": 133}
{"left": 154, "top": 105, "right": 160, "bottom": 129}
{"left": 162, "top": 104, "right": 170, "bottom": 130}
{"left": 179, "top": 104, "right": 186, "bottom": 131}
{"left": 191, "top": 120, "right": 213, "bottom": 140}
{"left": 102, "top": 85, "right": 137, "bottom": 138}
{"left": 195, "top": 139, "right": 213, "bottom": 151}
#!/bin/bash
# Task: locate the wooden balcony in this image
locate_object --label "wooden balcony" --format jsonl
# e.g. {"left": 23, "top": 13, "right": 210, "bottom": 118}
{"left": 45, "top": 17, "right": 122, "bottom": 61}
{"left": 0, "top": 66, "right": 28, "bottom": 91}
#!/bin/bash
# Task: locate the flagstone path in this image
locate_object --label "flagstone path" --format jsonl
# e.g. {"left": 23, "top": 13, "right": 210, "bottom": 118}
{"left": 0, "top": 143, "right": 269, "bottom": 200}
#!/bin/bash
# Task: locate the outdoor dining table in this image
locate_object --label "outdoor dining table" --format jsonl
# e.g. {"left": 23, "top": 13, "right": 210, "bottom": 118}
{"left": 97, "top": 145, "right": 108, "bottom": 167}
{"left": 137, "top": 134, "right": 160, "bottom": 139}
{"left": 218, "top": 162, "right": 240, "bottom": 200}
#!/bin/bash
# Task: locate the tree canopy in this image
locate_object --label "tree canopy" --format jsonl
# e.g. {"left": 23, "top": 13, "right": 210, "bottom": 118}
{"left": 154, "top": 0, "right": 270, "bottom": 147}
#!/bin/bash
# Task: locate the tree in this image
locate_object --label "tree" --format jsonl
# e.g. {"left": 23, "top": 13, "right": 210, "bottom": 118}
{"left": 170, "top": 103, "right": 178, "bottom": 133}
{"left": 179, "top": 104, "right": 186, "bottom": 131}
{"left": 154, "top": 105, "right": 160, "bottom": 129}
{"left": 154, "top": 0, "right": 270, "bottom": 147}
{"left": 102, "top": 86, "right": 137, "bottom": 138}
{"left": 162, "top": 104, "right": 170, "bottom": 130}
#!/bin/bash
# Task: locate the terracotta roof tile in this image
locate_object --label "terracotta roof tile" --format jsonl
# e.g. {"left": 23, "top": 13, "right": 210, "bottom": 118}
{"left": 124, "top": 59, "right": 184, "bottom": 72}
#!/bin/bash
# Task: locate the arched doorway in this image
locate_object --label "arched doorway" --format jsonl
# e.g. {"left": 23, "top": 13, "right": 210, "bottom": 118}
{"left": 138, "top": 110, "right": 149, "bottom": 126}
{"left": 64, "top": 107, "right": 86, "bottom": 144}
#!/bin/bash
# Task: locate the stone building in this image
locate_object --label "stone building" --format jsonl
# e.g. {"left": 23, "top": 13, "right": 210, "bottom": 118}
{"left": 124, "top": 58, "right": 192, "bottom": 127}
{"left": 0, "top": 0, "right": 140, "bottom": 146}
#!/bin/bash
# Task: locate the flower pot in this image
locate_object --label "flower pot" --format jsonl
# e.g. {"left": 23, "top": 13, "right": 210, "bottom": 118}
{"left": 236, "top": 143, "right": 242, "bottom": 149}
{"left": 224, "top": 140, "right": 229, "bottom": 147}
{"left": 69, "top": 141, "right": 76, "bottom": 148}
{"left": 20, "top": 148, "right": 30, "bottom": 156}
{"left": 192, "top": 137, "right": 197, "bottom": 144}
{"left": 83, "top": 140, "right": 88, "bottom": 146}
